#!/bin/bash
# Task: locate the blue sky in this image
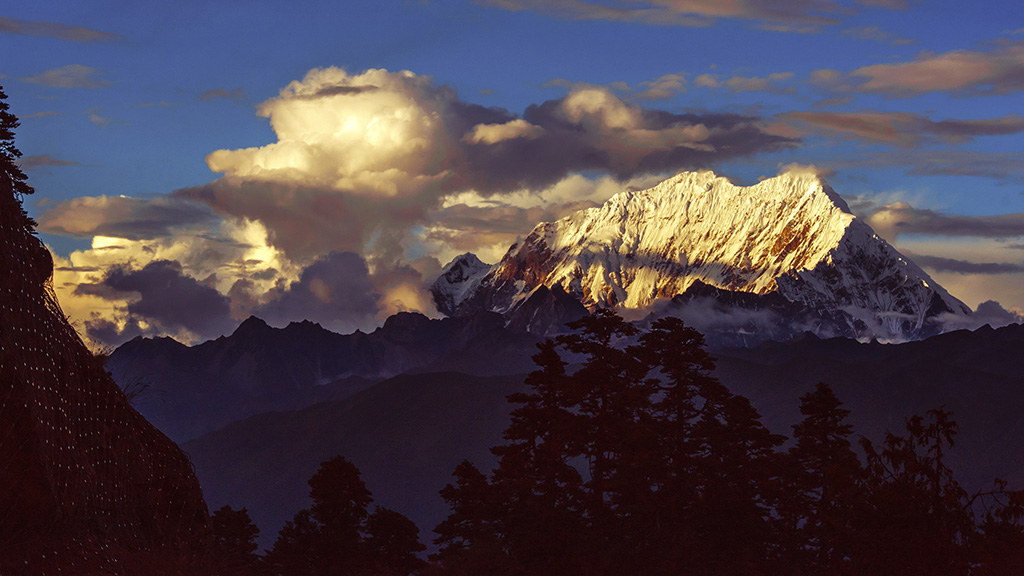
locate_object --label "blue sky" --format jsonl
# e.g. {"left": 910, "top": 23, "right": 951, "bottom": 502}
{"left": 3, "top": 0, "right": 1024, "bottom": 345}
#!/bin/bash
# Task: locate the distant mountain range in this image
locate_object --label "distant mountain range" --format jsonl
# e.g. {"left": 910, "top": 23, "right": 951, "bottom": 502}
{"left": 109, "top": 311, "right": 540, "bottom": 442}
{"left": 433, "top": 171, "right": 970, "bottom": 342}
{"left": 176, "top": 323, "right": 1024, "bottom": 552}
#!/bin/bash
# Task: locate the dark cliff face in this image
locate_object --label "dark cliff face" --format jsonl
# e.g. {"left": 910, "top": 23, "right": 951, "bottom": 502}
{"left": 0, "top": 192, "right": 211, "bottom": 573}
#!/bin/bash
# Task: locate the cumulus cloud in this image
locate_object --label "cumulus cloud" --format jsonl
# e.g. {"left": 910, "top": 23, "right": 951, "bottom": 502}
{"left": 34, "top": 208, "right": 414, "bottom": 335}
{"left": 477, "top": 0, "right": 847, "bottom": 31}
{"left": 38, "top": 195, "right": 219, "bottom": 240}
{"left": 50, "top": 218, "right": 297, "bottom": 346}
{"left": 494, "top": 86, "right": 793, "bottom": 187}
{"left": 0, "top": 16, "right": 120, "bottom": 43}
{"left": 180, "top": 67, "right": 791, "bottom": 263}
{"left": 368, "top": 258, "right": 441, "bottom": 320}
{"left": 23, "top": 64, "right": 109, "bottom": 88}
{"left": 174, "top": 179, "right": 417, "bottom": 263}
{"left": 201, "top": 68, "right": 478, "bottom": 196}
{"left": 779, "top": 111, "right": 1024, "bottom": 147}
{"left": 464, "top": 119, "right": 545, "bottom": 145}
{"left": 79, "top": 259, "right": 236, "bottom": 346}
{"left": 255, "top": 251, "right": 380, "bottom": 333}
{"left": 215, "top": 68, "right": 791, "bottom": 192}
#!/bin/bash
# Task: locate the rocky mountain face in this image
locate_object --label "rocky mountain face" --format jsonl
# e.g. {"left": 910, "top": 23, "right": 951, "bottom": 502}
{"left": 1, "top": 189, "right": 209, "bottom": 572}
{"left": 436, "top": 171, "right": 970, "bottom": 342}
{"left": 430, "top": 252, "right": 491, "bottom": 317}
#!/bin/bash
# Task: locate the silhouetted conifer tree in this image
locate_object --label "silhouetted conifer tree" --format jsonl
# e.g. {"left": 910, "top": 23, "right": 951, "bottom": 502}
{"left": 266, "top": 456, "right": 424, "bottom": 576}
{"left": 211, "top": 505, "right": 261, "bottom": 575}
{"left": 434, "top": 461, "right": 511, "bottom": 575}
{"left": 364, "top": 507, "right": 427, "bottom": 575}
{"left": 856, "top": 409, "right": 973, "bottom": 575}
{"left": 971, "top": 483, "right": 1024, "bottom": 575}
{"left": 435, "top": 311, "right": 785, "bottom": 576}
{"left": 780, "top": 383, "right": 865, "bottom": 575}
{"left": 0, "top": 86, "right": 33, "bottom": 200}
{"left": 266, "top": 510, "right": 322, "bottom": 576}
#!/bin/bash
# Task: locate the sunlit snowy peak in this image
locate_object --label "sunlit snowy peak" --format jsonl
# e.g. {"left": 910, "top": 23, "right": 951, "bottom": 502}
{"left": 438, "top": 170, "right": 970, "bottom": 341}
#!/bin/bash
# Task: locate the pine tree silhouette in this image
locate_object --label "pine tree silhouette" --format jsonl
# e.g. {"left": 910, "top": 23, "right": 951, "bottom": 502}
{"left": 433, "top": 312, "right": 1024, "bottom": 575}
{"left": 211, "top": 505, "right": 262, "bottom": 575}
{"left": 266, "top": 456, "right": 425, "bottom": 576}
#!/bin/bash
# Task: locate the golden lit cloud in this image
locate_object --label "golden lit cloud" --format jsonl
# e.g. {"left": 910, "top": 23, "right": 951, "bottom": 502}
{"left": 464, "top": 119, "right": 545, "bottom": 145}
{"left": 205, "top": 68, "right": 459, "bottom": 198}
{"left": 50, "top": 218, "right": 299, "bottom": 346}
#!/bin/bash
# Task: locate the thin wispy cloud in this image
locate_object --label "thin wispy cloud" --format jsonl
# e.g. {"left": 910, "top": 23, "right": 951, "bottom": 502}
{"left": 477, "top": 0, "right": 850, "bottom": 31}
{"left": 695, "top": 72, "right": 795, "bottom": 94}
{"left": 909, "top": 254, "right": 1024, "bottom": 275}
{"left": 24, "top": 65, "right": 109, "bottom": 89}
{"left": 780, "top": 111, "right": 1024, "bottom": 147}
{"left": 38, "top": 196, "right": 219, "bottom": 240}
{"left": 83, "top": 107, "right": 114, "bottom": 128}
{"left": 16, "top": 154, "right": 80, "bottom": 172}
{"left": 632, "top": 72, "right": 687, "bottom": 100}
{"left": 812, "top": 42, "right": 1024, "bottom": 97}
{"left": 22, "top": 110, "right": 62, "bottom": 119}
{"left": 856, "top": 0, "right": 908, "bottom": 9}
{"left": 841, "top": 24, "right": 913, "bottom": 45}
{"left": 198, "top": 88, "right": 248, "bottom": 103}
{"left": 135, "top": 101, "right": 181, "bottom": 108}
{"left": 0, "top": 16, "right": 120, "bottom": 43}
{"left": 862, "top": 150, "right": 1024, "bottom": 182}
{"left": 864, "top": 201, "right": 1024, "bottom": 241}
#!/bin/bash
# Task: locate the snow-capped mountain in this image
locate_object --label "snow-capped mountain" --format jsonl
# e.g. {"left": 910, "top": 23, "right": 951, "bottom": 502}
{"left": 430, "top": 252, "right": 491, "bottom": 317}
{"left": 436, "top": 170, "right": 971, "bottom": 341}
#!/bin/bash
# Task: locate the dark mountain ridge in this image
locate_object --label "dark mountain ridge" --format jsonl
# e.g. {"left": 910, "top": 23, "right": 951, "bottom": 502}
{"left": 108, "top": 310, "right": 541, "bottom": 442}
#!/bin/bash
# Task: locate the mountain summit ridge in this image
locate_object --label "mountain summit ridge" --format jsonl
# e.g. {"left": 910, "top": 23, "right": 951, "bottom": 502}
{"left": 436, "top": 170, "right": 969, "bottom": 341}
